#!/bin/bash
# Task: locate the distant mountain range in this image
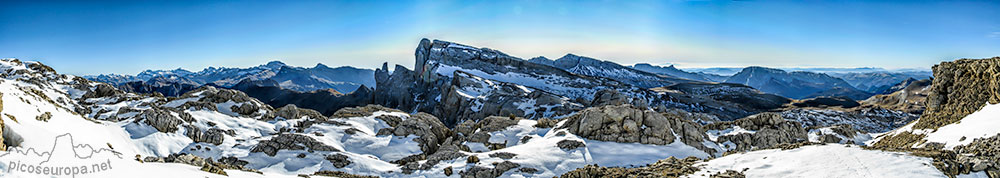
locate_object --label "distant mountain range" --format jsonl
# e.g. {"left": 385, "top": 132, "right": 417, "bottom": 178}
{"left": 722, "top": 66, "right": 870, "bottom": 100}
{"left": 685, "top": 67, "right": 930, "bottom": 76}
{"left": 527, "top": 54, "right": 696, "bottom": 88}
{"left": 630, "top": 63, "right": 728, "bottom": 82}
{"left": 86, "top": 61, "right": 375, "bottom": 96}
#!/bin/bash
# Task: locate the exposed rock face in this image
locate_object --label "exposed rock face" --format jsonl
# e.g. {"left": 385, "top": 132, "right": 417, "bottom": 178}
{"left": 556, "top": 140, "right": 585, "bottom": 150}
{"left": 325, "top": 153, "right": 352, "bottom": 168}
{"left": 916, "top": 57, "right": 1000, "bottom": 129}
{"left": 780, "top": 107, "right": 917, "bottom": 133}
{"left": 140, "top": 109, "right": 184, "bottom": 133}
{"left": 558, "top": 104, "right": 716, "bottom": 154}
{"left": 559, "top": 157, "right": 701, "bottom": 178}
{"left": 374, "top": 112, "right": 451, "bottom": 154}
{"left": 455, "top": 116, "right": 522, "bottom": 149}
{"left": 184, "top": 125, "right": 225, "bottom": 145}
{"left": 82, "top": 83, "right": 123, "bottom": 99}
{"left": 330, "top": 104, "right": 404, "bottom": 118}
{"left": 273, "top": 104, "right": 325, "bottom": 120}
{"left": 373, "top": 64, "right": 427, "bottom": 117}
{"left": 250, "top": 133, "right": 340, "bottom": 156}
{"left": 705, "top": 113, "right": 808, "bottom": 152}
{"left": 435, "top": 70, "right": 581, "bottom": 127}
{"left": 459, "top": 161, "right": 520, "bottom": 178}
{"left": 375, "top": 38, "right": 801, "bottom": 126}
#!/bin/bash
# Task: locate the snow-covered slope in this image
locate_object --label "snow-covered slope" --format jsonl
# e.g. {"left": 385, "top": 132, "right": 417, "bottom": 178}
{"left": 0, "top": 58, "right": 719, "bottom": 177}
{"left": 685, "top": 144, "right": 946, "bottom": 178}
{"left": 0, "top": 59, "right": 300, "bottom": 178}
{"left": 877, "top": 102, "right": 1000, "bottom": 150}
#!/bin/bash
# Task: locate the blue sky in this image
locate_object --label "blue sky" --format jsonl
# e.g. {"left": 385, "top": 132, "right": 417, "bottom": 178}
{"left": 1, "top": 0, "right": 998, "bottom": 75}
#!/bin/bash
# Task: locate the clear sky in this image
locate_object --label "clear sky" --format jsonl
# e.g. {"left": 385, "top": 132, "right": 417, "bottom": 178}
{"left": 1, "top": 0, "right": 998, "bottom": 75}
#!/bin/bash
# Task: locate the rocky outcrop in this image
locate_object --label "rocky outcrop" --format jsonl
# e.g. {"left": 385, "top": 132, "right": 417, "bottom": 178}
{"left": 780, "top": 107, "right": 917, "bottom": 133}
{"left": 81, "top": 83, "right": 123, "bottom": 99}
{"left": 705, "top": 113, "right": 808, "bottom": 152}
{"left": 372, "top": 64, "right": 430, "bottom": 118}
{"left": 435, "top": 70, "right": 581, "bottom": 126}
{"left": 915, "top": 57, "right": 1000, "bottom": 129}
{"left": 558, "top": 104, "right": 716, "bottom": 154}
{"left": 559, "top": 157, "right": 701, "bottom": 178}
{"left": 454, "top": 116, "right": 521, "bottom": 150}
{"left": 952, "top": 134, "right": 1000, "bottom": 176}
{"left": 459, "top": 161, "right": 520, "bottom": 178}
{"left": 374, "top": 112, "right": 450, "bottom": 154}
{"left": 250, "top": 133, "right": 340, "bottom": 156}
{"left": 184, "top": 125, "right": 226, "bottom": 145}
{"left": 556, "top": 140, "right": 585, "bottom": 150}
{"left": 139, "top": 109, "right": 184, "bottom": 133}
{"left": 325, "top": 153, "right": 351, "bottom": 168}
{"left": 34, "top": 112, "right": 51, "bottom": 122}
{"left": 273, "top": 104, "right": 325, "bottom": 120}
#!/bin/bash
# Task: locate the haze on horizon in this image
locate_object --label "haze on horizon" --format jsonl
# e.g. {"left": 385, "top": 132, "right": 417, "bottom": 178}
{"left": 1, "top": 0, "right": 998, "bottom": 75}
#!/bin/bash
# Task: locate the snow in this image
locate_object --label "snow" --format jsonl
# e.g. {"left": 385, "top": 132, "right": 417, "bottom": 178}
{"left": 922, "top": 102, "right": 1000, "bottom": 149}
{"left": 705, "top": 126, "right": 756, "bottom": 141}
{"left": 434, "top": 63, "right": 600, "bottom": 100}
{"left": 686, "top": 144, "right": 946, "bottom": 178}
{"left": 585, "top": 138, "right": 710, "bottom": 167}
{"left": 807, "top": 127, "right": 875, "bottom": 145}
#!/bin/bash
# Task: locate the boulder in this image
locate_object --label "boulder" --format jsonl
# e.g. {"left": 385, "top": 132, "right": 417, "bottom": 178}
{"left": 250, "top": 133, "right": 339, "bottom": 156}
{"left": 558, "top": 104, "right": 715, "bottom": 153}
{"left": 140, "top": 109, "right": 184, "bottom": 133}
{"left": 705, "top": 113, "right": 808, "bottom": 152}
{"left": 273, "top": 104, "right": 325, "bottom": 120}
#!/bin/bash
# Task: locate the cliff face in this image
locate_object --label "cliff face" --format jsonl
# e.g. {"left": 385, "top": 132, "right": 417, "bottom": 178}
{"left": 914, "top": 57, "right": 1000, "bottom": 129}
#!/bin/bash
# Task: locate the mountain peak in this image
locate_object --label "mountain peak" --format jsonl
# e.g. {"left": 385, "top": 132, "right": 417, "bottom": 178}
{"left": 315, "top": 63, "right": 330, "bottom": 69}
{"left": 261, "top": 60, "right": 287, "bottom": 70}
{"left": 559, "top": 53, "right": 584, "bottom": 60}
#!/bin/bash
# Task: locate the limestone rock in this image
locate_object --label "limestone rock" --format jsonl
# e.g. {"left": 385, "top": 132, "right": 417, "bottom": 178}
{"left": 274, "top": 104, "right": 325, "bottom": 120}
{"left": 250, "top": 133, "right": 339, "bottom": 156}
{"left": 916, "top": 57, "right": 1000, "bottom": 129}
{"left": 325, "top": 153, "right": 351, "bottom": 168}
{"left": 139, "top": 109, "right": 183, "bottom": 133}
{"left": 705, "top": 113, "right": 808, "bottom": 152}
{"left": 559, "top": 157, "right": 701, "bottom": 178}
{"left": 558, "top": 104, "right": 716, "bottom": 153}
{"left": 557, "top": 140, "right": 585, "bottom": 150}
